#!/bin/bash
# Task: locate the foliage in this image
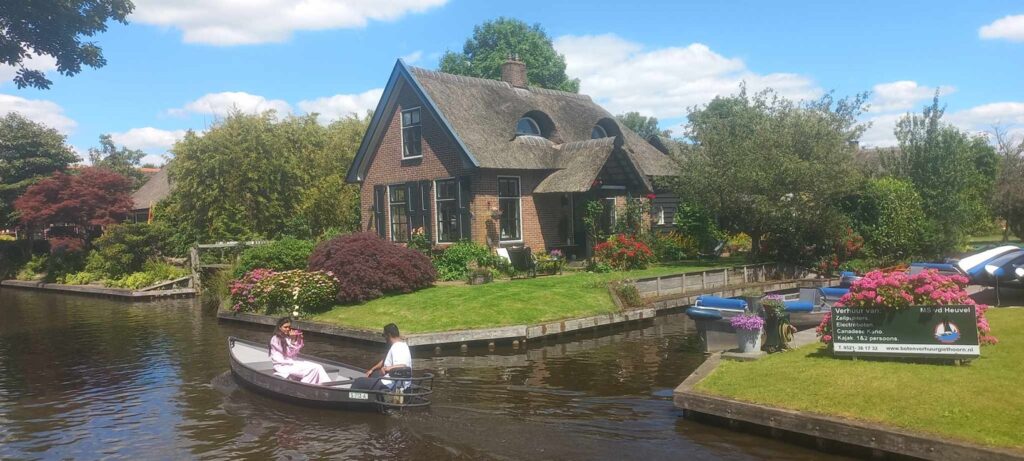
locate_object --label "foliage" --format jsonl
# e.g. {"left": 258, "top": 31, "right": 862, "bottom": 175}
{"left": 883, "top": 95, "right": 999, "bottom": 253}
{"left": 845, "top": 177, "right": 930, "bottom": 263}
{"left": 14, "top": 167, "right": 133, "bottom": 233}
{"left": 439, "top": 17, "right": 579, "bottom": 93}
{"left": 614, "top": 197, "right": 649, "bottom": 237}
{"left": 582, "top": 200, "right": 606, "bottom": 243}
{"left": 246, "top": 270, "right": 339, "bottom": 317}
{"left": 616, "top": 112, "right": 670, "bottom": 139}
{"left": 43, "top": 237, "right": 87, "bottom": 281}
{"left": 407, "top": 227, "right": 432, "bottom": 254}
{"left": 234, "top": 237, "right": 316, "bottom": 278}
{"left": 84, "top": 223, "right": 164, "bottom": 278}
{"left": 593, "top": 234, "right": 655, "bottom": 271}
{"left": 17, "top": 254, "right": 49, "bottom": 280}
{"left": 585, "top": 260, "right": 613, "bottom": 273}
{"left": 308, "top": 232, "right": 436, "bottom": 303}
{"left": 88, "top": 134, "right": 146, "bottom": 187}
{"left": 815, "top": 270, "right": 996, "bottom": 345}
{"left": 0, "top": 113, "right": 79, "bottom": 228}
{"left": 156, "top": 112, "right": 369, "bottom": 251}
{"left": 674, "top": 202, "right": 727, "bottom": 252}
{"left": 730, "top": 314, "right": 765, "bottom": 332}
{"left": 60, "top": 271, "right": 99, "bottom": 285}
{"left": 991, "top": 127, "right": 1024, "bottom": 240}
{"left": 725, "top": 232, "right": 752, "bottom": 254}
{"left": 432, "top": 240, "right": 491, "bottom": 281}
{"left": 104, "top": 261, "right": 189, "bottom": 290}
{"left": 648, "top": 231, "right": 699, "bottom": 261}
{"left": 615, "top": 283, "right": 643, "bottom": 307}
{"left": 229, "top": 268, "right": 276, "bottom": 313}
{"left": 761, "top": 294, "right": 786, "bottom": 319}
{"left": 0, "top": 240, "right": 30, "bottom": 280}
{"left": 679, "top": 86, "right": 867, "bottom": 261}
{"left": 0, "top": 0, "right": 133, "bottom": 89}
{"left": 476, "top": 252, "right": 513, "bottom": 277}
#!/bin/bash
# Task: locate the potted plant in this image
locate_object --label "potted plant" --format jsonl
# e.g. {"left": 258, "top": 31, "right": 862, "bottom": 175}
{"left": 741, "top": 288, "right": 764, "bottom": 314}
{"left": 760, "top": 294, "right": 792, "bottom": 352}
{"left": 468, "top": 266, "right": 493, "bottom": 285}
{"left": 729, "top": 313, "right": 764, "bottom": 353}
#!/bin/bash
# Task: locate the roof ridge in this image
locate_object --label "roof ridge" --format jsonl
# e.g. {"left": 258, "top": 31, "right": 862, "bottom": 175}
{"left": 408, "top": 65, "right": 592, "bottom": 101}
{"left": 560, "top": 137, "right": 615, "bottom": 149}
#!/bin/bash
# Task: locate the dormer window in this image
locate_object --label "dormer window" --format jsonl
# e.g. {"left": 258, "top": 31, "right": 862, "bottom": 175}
{"left": 591, "top": 125, "right": 608, "bottom": 139}
{"left": 516, "top": 117, "right": 541, "bottom": 136}
{"left": 402, "top": 107, "right": 422, "bottom": 159}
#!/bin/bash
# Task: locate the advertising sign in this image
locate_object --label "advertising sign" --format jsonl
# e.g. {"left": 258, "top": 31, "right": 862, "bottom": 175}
{"left": 831, "top": 305, "right": 979, "bottom": 359}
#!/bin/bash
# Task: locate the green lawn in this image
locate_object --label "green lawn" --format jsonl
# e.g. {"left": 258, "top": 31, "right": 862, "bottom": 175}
{"left": 968, "top": 233, "right": 1022, "bottom": 250}
{"left": 310, "top": 258, "right": 741, "bottom": 333}
{"left": 695, "top": 308, "right": 1024, "bottom": 450}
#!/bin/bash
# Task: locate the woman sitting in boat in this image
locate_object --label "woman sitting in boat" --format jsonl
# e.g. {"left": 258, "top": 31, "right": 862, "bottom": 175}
{"left": 269, "top": 317, "right": 331, "bottom": 385}
{"left": 353, "top": 323, "right": 411, "bottom": 391}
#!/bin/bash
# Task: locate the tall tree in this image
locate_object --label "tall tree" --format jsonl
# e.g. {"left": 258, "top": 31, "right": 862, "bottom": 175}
{"left": 88, "top": 134, "right": 146, "bottom": 187}
{"left": 0, "top": 0, "right": 133, "bottom": 89}
{"left": 883, "top": 95, "right": 999, "bottom": 252}
{"left": 616, "top": 112, "right": 671, "bottom": 139}
{"left": 0, "top": 113, "right": 79, "bottom": 228}
{"left": 678, "top": 86, "right": 868, "bottom": 261}
{"left": 991, "top": 126, "right": 1024, "bottom": 241}
{"left": 14, "top": 167, "right": 133, "bottom": 234}
{"left": 439, "top": 17, "right": 579, "bottom": 93}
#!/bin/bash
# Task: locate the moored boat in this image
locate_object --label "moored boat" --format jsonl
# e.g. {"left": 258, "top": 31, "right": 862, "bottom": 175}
{"left": 227, "top": 337, "right": 432, "bottom": 411}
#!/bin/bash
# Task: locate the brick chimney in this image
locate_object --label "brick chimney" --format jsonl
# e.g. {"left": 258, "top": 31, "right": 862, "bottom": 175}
{"left": 500, "top": 54, "right": 528, "bottom": 88}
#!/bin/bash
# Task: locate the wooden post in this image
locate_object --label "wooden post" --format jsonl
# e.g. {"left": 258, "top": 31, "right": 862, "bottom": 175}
{"left": 189, "top": 246, "right": 202, "bottom": 293}
{"left": 682, "top": 273, "right": 687, "bottom": 293}
{"left": 701, "top": 271, "right": 707, "bottom": 290}
{"left": 723, "top": 269, "right": 728, "bottom": 287}
{"left": 743, "top": 266, "right": 748, "bottom": 284}
{"left": 656, "top": 277, "right": 663, "bottom": 297}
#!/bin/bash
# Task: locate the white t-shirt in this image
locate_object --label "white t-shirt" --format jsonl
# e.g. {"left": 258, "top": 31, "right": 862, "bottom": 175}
{"left": 382, "top": 341, "right": 412, "bottom": 388}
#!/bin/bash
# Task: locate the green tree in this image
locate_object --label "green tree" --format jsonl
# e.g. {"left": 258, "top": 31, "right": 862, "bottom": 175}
{"left": 0, "top": 0, "right": 133, "bottom": 89}
{"left": 847, "top": 177, "right": 929, "bottom": 263}
{"left": 439, "top": 17, "right": 579, "bottom": 93}
{"left": 884, "top": 95, "right": 999, "bottom": 252}
{"left": 88, "top": 134, "right": 146, "bottom": 187}
{"left": 0, "top": 113, "right": 79, "bottom": 228}
{"left": 678, "top": 86, "right": 868, "bottom": 261}
{"left": 616, "top": 112, "right": 671, "bottom": 139}
{"left": 154, "top": 111, "right": 368, "bottom": 253}
{"left": 991, "top": 127, "right": 1024, "bottom": 241}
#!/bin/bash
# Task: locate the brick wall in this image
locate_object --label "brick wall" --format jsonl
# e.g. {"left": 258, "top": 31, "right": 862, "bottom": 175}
{"left": 472, "top": 169, "right": 563, "bottom": 251}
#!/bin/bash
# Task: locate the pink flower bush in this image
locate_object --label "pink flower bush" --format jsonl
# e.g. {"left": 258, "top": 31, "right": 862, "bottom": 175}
{"left": 817, "top": 270, "right": 997, "bottom": 345}
{"left": 230, "top": 268, "right": 276, "bottom": 313}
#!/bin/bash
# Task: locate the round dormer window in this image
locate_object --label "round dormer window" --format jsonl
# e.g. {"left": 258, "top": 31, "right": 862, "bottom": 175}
{"left": 591, "top": 125, "right": 608, "bottom": 139}
{"left": 516, "top": 117, "right": 541, "bottom": 136}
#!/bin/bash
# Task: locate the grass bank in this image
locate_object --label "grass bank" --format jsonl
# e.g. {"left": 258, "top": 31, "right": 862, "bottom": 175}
{"left": 309, "top": 259, "right": 740, "bottom": 334}
{"left": 695, "top": 308, "right": 1024, "bottom": 450}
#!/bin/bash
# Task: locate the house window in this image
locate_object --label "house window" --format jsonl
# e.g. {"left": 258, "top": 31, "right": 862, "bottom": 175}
{"left": 515, "top": 117, "right": 541, "bottom": 136}
{"left": 402, "top": 107, "right": 422, "bottom": 159}
{"left": 656, "top": 206, "right": 665, "bottom": 225}
{"left": 389, "top": 185, "right": 409, "bottom": 242}
{"left": 591, "top": 125, "right": 607, "bottom": 139}
{"left": 498, "top": 177, "right": 521, "bottom": 241}
{"left": 435, "top": 179, "right": 460, "bottom": 242}
{"left": 602, "top": 197, "right": 617, "bottom": 233}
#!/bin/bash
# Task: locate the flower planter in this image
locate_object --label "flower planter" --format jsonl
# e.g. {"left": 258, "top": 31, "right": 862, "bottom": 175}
{"left": 735, "top": 328, "right": 763, "bottom": 353}
{"left": 468, "top": 273, "right": 492, "bottom": 285}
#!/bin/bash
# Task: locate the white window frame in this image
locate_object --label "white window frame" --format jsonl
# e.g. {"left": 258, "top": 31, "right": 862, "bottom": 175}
{"left": 591, "top": 124, "right": 608, "bottom": 139}
{"left": 387, "top": 184, "right": 410, "bottom": 242}
{"left": 656, "top": 206, "right": 665, "bottom": 225}
{"left": 497, "top": 175, "right": 523, "bottom": 244}
{"left": 604, "top": 197, "right": 617, "bottom": 231}
{"left": 515, "top": 117, "right": 541, "bottom": 136}
{"left": 433, "top": 177, "right": 458, "bottom": 244}
{"left": 400, "top": 106, "right": 423, "bottom": 160}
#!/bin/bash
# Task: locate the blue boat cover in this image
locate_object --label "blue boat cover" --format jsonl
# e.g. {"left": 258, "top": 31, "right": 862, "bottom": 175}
{"left": 695, "top": 295, "right": 747, "bottom": 310}
{"left": 685, "top": 307, "right": 724, "bottom": 321}
{"left": 820, "top": 287, "right": 849, "bottom": 298}
{"left": 784, "top": 301, "right": 814, "bottom": 312}
{"left": 839, "top": 271, "right": 857, "bottom": 278}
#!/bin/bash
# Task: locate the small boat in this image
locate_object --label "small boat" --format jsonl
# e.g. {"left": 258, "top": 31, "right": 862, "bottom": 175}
{"left": 227, "top": 337, "right": 433, "bottom": 411}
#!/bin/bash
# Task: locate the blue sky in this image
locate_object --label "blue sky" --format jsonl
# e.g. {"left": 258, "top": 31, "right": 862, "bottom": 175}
{"left": 2, "top": 0, "right": 1024, "bottom": 165}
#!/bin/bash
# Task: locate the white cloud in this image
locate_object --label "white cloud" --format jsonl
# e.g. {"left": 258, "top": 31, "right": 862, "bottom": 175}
{"left": 979, "top": 14, "right": 1024, "bottom": 42}
{"left": 109, "top": 127, "right": 187, "bottom": 152}
{"left": 297, "top": 88, "right": 382, "bottom": 124}
{"left": 0, "top": 94, "right": 77, "bottom": 133}
{"left": 859, "top": 101, "right": 1024, "bottom": 148}
{"left": 170, "top": 91, "right": 292, "bottom": 117}
{"left": 131, "top": 0, "right": 448, "bottom": 46}
{"left": 0, "top": 54, "right": 59, "bottom": 86}
{"left": 869, "top": 81, "right": 955, "bottom": 113}
{"left": 401, "top": 50, "right": 423, "bottom": 64}
{"left": 554, "top": 34, "right": 822, "bottom": 119}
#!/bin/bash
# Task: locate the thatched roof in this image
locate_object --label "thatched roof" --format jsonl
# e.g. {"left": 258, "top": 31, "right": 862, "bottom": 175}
{"left": 131, "top": 167, "right": 170, "bottom": 210}
{"left": 347, "top": 60, "right": 675, "bottom": 184}
{"left": 534, "top": 138, "right": 615, "bottom": 193}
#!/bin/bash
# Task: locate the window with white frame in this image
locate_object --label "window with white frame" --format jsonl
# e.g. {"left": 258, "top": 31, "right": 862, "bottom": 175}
{"left": 402, "top": 107, "right": 422, "bottom": 158}
{"left": 389, "top": 186, "right": 409, "bottom": 242}
{"left": 435, "top": 179, "right": 460, "bottom": 242}
{"left": 515, "top": 117, "right": 541, "bottom": 136}
{"left": 602, "top": 197, "right": 617, "bottom": 233}
{"left": 498, "top": 177, "right": 521, "bottom": 241}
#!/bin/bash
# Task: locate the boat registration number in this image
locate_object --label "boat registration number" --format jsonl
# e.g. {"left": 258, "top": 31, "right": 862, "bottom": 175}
{"left": 349, "top": 392, "right": 369, "bottom": 400}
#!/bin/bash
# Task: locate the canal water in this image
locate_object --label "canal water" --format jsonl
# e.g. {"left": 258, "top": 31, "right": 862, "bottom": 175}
{"left": 0, "top": 288, "right": 851, "bottom": 460}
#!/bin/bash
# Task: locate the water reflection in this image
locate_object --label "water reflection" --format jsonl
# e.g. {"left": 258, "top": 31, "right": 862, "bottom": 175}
{"left": 0, "top": 288, "right": 850, "bottom": 460}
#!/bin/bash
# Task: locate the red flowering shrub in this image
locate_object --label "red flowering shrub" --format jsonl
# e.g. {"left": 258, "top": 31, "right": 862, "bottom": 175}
{"left": 308, "top": 232, "right": 436, "bottom": 303}
{"left": 817, "top": 270, "right": 997, "bottom": 346}
{"left": 593, "top": 234, "right": 654, "bottom": 271}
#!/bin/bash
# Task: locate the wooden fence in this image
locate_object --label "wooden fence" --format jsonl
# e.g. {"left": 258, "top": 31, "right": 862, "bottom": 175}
{"left": 632, "top": 263, "right": 816, "bottom": 299}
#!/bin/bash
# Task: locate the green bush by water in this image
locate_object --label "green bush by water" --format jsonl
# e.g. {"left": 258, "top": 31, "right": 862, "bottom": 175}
{"left": 234, "top": 237, "right": 316, "bottom": 278}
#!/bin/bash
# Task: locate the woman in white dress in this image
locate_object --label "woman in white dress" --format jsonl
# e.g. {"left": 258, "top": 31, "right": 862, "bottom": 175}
{"left": 268, "top": 317, "right": 330, "bottom": 385}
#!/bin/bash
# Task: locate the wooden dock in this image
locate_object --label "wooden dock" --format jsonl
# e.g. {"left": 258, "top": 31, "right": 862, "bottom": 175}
{"left": 1, "top": 279, "right": 196, "bottom": 300}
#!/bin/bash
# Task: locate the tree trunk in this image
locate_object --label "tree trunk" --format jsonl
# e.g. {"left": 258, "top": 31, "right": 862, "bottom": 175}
{"left": 749, "top": 232, "right": 762, "bottom": 262}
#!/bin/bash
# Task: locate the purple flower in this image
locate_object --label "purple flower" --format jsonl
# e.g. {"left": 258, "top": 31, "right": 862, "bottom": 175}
{"left": 729, "top": 314, "right": 764, "bottom": 332}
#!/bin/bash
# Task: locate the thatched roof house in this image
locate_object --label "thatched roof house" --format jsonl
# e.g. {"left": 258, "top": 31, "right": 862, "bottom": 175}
{"left": 128, "top": 167, "right": 170, "bottom": 222}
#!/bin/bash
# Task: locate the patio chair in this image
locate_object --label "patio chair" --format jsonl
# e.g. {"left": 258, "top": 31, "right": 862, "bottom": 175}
{"left": 698, "top": 241, "right": 726, "bottom": 261}
{"left": 506, "top": 246, "right": 537, "bottom": 278}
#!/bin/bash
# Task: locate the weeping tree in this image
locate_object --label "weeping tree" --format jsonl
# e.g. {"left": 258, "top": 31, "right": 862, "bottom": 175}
{"left": 678, "top": 85, "right": 868, "bottom": 262}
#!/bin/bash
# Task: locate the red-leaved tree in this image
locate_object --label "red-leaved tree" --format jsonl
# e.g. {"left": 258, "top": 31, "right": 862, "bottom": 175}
{"left": 14, "top": 167, "right": 134, "bottom": 232}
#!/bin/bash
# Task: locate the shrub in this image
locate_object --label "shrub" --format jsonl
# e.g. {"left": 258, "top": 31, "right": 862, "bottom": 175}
{"left": 586, "top": 260, "right": 613, "bottom": 273}
{"left": 816, "top": 270, "right": 997, "bottom": 345}
{"left": 432, "top": 240, "right": 490, "bottom": 281}
{"left": 308, "top": 232, "right": 436, "bottom": 303}
{"left": 675, "top": 202, "right": 726, "bottom": 251}
{"left": 85, "top": 223, "right": 162, "bottom": 278}
{"left": 407, "top": 227, "right": 432, "bottom": 254}
{"left": 477, "top": 252, "right": 512, "bottom": 276}
{"left": 593, "top": 234, "right": 654, "bottom": 271}
{"left": 726, "top": 232, "right": 752, "bottom": 254}
{"left": 61, "top": 271, "right": 100, "bottom": 285}
{"left": 761, "top": 294, "right": 786, "bottom": 319}
{"left": 615, "top": 283, "right": 643, "bottom": 307}
{"left": 17, "top": 254, "right": 48, "bottom": 280}
{"left": 251, "top": 269, "right": 339, "bottom": 316}
{"left": 0, "top": 240, "right": 30, "bottom": 280}
{"left": 230, "top": 268, "right": 276, "bottom": 313}
{"left": 47, "top": 237, "right": 87, "bottom": 281}
{"left": 234, "top": 237, "right": 317, "bottom": 278}
{"left": 104, "top": 261, "right": 189, "bottom": 289}
{"left": 649, "top": 231, "right": 698, "bottom": 262}
{"left": 846, "top": 178, "right": 929, "bottom": 263}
